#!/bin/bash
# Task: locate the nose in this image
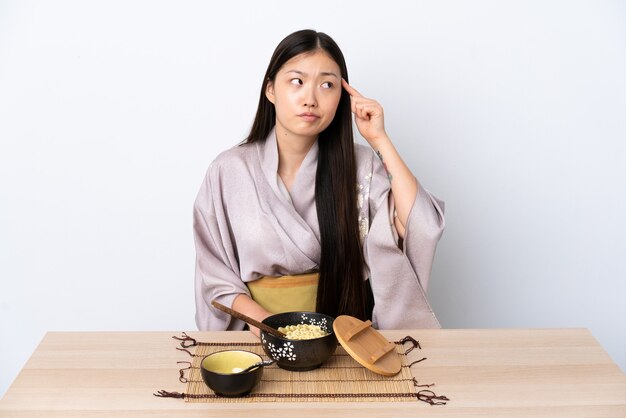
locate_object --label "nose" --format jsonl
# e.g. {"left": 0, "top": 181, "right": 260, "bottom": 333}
{"left": 302, "top": 84, "right": 317, "bottom": 108}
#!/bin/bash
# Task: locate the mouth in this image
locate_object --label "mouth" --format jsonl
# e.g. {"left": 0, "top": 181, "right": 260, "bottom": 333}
{"left": 298, "top": 112, "right": 320, "bottom": 122}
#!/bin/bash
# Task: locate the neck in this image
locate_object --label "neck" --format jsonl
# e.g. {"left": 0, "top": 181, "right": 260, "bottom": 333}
{"left": 274, "top": 125, "right": 317, "bottom": 181}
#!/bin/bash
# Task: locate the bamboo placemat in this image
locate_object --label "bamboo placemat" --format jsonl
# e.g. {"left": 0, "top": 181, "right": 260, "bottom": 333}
{"left": 155, "top": 333, "right": 449, "bottom": 404}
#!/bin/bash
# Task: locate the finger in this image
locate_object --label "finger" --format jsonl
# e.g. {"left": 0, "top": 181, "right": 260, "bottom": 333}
{"left": 351, "top": 97, "right": 378, "bottom": 108}
{"left": 355, "top": 106, "right": 372, "bottom": 121}
{"left": 350, "top": 97, "right": 375, "bottom": 117}
{"left": 354, "top": 102, "right": 381, "bottom": 120}
{"left": 342, "top": 78, "right": 364, "bottom": 98}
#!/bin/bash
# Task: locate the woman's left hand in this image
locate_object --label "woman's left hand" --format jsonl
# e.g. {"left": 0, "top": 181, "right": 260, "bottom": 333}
{"left": 342, "top": 79, "right": 388, "bottom": 146}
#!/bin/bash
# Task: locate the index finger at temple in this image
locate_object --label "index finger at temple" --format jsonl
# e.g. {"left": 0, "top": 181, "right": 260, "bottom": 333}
{"left": 342, "top": 78, "right": 363, "bottom": 98}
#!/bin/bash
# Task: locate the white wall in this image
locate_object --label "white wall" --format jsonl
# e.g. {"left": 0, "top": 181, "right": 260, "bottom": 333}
{"left": 1, "top": 0, "right": 624, "bottom": 397}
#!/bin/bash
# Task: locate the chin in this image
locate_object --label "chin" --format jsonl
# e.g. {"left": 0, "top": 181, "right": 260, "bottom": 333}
{"left": 300, "top": 122, "right": 332, "bottom": 135}
{"left": 278, "top": 118, "right": 331, "bottom": 139}
{"left": 292, "top": 126, "right": 325, "bottom": 138}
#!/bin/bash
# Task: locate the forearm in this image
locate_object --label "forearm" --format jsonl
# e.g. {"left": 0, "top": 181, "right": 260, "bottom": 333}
{"left": 370, "top": 135, "right": 418, "bottom": 238}
{"left": 341, "top": 79, "right": 419, "bottom": 239}
{"left": 232, "top": 293, "right": 273, "bottom": 337}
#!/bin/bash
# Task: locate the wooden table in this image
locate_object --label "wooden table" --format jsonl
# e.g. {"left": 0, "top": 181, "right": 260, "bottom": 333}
{"left": 1, "top": 329, "right": 625, "bottom": 417}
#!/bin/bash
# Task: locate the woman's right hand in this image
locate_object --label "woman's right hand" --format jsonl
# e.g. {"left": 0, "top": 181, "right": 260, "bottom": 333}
{"left": 232, "top": 294, "right": 272, "bottom": 338}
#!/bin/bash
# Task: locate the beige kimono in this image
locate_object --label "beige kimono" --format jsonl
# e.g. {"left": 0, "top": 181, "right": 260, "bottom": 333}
{"left": 193, "top": 128, "right": 445, "bottom": 330}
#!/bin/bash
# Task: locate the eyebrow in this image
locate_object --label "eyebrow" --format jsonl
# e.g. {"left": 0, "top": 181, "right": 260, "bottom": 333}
{"left": 286, "top": 70, "right": 339, "bottom": 78}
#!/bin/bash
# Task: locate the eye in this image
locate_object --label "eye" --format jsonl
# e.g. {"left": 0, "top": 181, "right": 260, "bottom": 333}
{"left": 321, "top": 81, "right": 334, "bottom": 89}
{"left": 290, "top": 78, "right": 303, "bottom": 85}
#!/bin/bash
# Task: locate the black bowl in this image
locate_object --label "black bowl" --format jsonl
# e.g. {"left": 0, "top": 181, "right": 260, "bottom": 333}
{"left": 261, "top": 311, "right": 337, "bottom": 371}
{"left": 200, "top": 350, "right": 264, "bottom": 397}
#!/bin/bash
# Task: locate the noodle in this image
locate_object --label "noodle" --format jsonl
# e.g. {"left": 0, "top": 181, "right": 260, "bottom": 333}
{"left": 278, "top": 324, "right": 328, "bottom": 340}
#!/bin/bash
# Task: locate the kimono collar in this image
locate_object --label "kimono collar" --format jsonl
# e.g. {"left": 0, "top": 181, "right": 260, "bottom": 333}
{"left": 256, "top": 126, "right": 322, "bottom": 258}
{"left": 260, "top": 127, "right": 319, "bottom": 202}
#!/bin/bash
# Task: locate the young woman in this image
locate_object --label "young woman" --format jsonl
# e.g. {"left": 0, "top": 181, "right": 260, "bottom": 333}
{"left": 193, "top": 29, "right": 445, "bottom": 334}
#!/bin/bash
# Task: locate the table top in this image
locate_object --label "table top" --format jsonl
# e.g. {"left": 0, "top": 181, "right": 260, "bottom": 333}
{"left": 1, "top": 329, "right": 625, "bottom": 417}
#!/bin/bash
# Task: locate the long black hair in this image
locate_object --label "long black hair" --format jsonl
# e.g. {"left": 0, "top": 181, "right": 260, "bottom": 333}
{"left": 244, "top": 29, "right": 367, "bottom": 320}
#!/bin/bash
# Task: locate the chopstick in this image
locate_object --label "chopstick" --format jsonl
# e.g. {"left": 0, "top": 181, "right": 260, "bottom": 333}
{"left": 211, "top": 300, "right": 287, "bottom": 338}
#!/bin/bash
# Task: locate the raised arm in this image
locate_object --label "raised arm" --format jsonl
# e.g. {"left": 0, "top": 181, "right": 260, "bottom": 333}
{"left": 342, "top": 79, "right": 417, "bottom": 238}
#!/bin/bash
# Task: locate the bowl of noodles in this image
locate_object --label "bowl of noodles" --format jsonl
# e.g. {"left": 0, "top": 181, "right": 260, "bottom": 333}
{"left": 260, "top": 311, "right": 337, "bottom": 371}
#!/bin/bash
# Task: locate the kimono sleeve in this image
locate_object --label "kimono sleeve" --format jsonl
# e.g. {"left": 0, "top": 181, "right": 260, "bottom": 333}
{"left": 193, "top": 165, "right": 249, "bottom": 331}
{"left": 402, "top": 181, "right": 446, "bottom": 292}
{"left": 364, "top": 152, "right": 445, "bottom": 329}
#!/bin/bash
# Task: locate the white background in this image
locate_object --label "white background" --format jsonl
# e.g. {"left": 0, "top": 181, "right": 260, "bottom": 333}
{"left": 1, "top": 0, "right": 625, "bottom": 397}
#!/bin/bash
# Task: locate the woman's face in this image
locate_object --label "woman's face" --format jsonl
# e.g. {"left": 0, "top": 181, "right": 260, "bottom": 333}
{"left": 266, "top": 50, "right": 342, "bottom": 143}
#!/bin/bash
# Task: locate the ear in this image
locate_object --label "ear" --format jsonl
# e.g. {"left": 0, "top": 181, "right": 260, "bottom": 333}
{"left": 265, "top": 80, "right": 275, "bottom": 104}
